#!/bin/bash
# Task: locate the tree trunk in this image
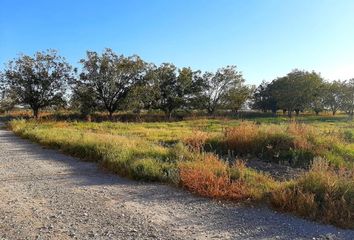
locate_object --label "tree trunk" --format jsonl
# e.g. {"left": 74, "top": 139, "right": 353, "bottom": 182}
{"left": 232, "top": 109, "right": 238, "bottom": 117}
{"left": 288, "top": 110, "right": 292, "bottom": 118}
{"left": 33, "top": 108, "right": 39, "bottom": 119}
{"left": 207, "top": 108, "right": 214, "bottom": 116}
{"left": 108, "top": 111, "right": 114, "bottom": 121}
{"left": 315, "top": 111, "right": 319, "bottom": 116}
{"left": 168, "top": 111, "right": 173, "bottom": 120}
{"left": 135, "top": 109, "right": 142, "bottom": 122}
{"left": 85, "top": 114, "right": 92, "bottom": 122}
{"left": 282, "top": 109, "right": 287, "bottom": 115}
{"left": 332, "top": 110, "right": 336, "bottom": 116}
{"left": 295, "top": 109, "right": 300, "bottom": 116}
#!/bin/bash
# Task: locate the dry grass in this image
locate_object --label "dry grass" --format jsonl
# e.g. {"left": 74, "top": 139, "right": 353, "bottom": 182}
{"left": 221, "top": 121, "right": 354, "bottom": 168}
{"left": 271, "top": 157, "right": 354, "bottom": 228}
{"left": 182, "top": 131, "right": 209, "bottom": 152}
{"left": 179, "top": 153, "right": 277, "bottom": 201}
{"left": 178, "top": 154, "right": 250, "bottom": 200}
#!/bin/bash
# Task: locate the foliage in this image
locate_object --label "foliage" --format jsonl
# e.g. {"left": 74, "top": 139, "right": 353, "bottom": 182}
{"left": 70, "top": 84, "right": 97, "bottom": 118}
{"left": 223, "top": 84, "right": 253, "bottom": 113}
{"left": 271, "top": 70, "right": 324, "bottom": 116}
{"left": 323, "top": 80, "right": 347, "bottom": 115}
{"left": 342, "top": 79, "right": 354, "bottom": 118}
{"left": 153, "top": 64, "right": 204, "bottom": 118}
{"left": 77, "top": 49, "right": 146, "bottom": 118}
{"left": 2, "top": 50, "right": 73, "bottom": 118}
{"left": 122, "top": 64, "right": 159, "bottom": 118}
{"left": 198, "top": 66, "right": 245, "bottom": 115}
{"left": 252, "top": 80, "right": 278, "bottom": 113}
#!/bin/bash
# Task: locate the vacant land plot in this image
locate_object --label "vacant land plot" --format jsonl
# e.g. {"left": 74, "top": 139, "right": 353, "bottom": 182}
{"left": 8, "top": 115, "right": 354, "bottom": 228}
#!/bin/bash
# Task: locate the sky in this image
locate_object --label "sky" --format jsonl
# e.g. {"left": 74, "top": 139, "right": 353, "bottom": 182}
{"left": 1, "top": 0, "right": 354, "bottom": 85}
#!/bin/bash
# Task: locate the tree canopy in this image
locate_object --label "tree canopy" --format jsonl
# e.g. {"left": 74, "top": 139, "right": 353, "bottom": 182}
{"left": 2, "top": 50, "right": 73, "bottom": 118}
{"left": 1, "top": 49, "right": 353, "bottom": 119}
{"left": 78, "top": 49, "right": 146, "bottom": 118}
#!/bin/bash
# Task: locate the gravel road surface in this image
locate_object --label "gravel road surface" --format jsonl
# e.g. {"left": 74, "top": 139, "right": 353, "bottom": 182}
{"left": 0, "top": 125, "right": 353, "bottom": 239}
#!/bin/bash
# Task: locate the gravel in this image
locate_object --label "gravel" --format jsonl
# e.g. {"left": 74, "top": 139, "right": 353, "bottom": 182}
{"left": 0, "top": 125, "right": 353, "bottom": 239}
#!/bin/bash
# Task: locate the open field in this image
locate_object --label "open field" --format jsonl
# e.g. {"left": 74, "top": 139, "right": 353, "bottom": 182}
{"left": 6, "top": 114, "right": 354, "bottom": 229}
{"left": 2, "top": 125, "right": 354, "bottom": 239}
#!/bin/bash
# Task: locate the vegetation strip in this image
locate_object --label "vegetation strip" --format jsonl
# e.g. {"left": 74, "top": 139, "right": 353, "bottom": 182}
{"left": 9, "top": 118, "right": 354, "bottom": 228}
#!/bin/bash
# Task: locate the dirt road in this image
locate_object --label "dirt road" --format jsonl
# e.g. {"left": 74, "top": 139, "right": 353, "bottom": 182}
{"left": 0, "top": 126, "right": 353, "bottom": 239}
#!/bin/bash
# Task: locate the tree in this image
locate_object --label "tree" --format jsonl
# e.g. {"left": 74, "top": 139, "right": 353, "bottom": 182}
{"left": 200, "top": 66, "right": 244, "bottom": 115}
{"left": 323, "top": 80, "right": 346, "bottom": 115}
{"left": 70, "top": 84, "right": 97, "bottom": 119}
{"left": 177, "top": 67, "right": 204, "bottom": 110}
{"left": 272, "top": 70, "right": 323, "bottom": 117}
{"left": 310, "top": 82, "right": 326, "bottom": 115}
{"left": 0, "top": 88, "right": 16, "bottom": 114}
{"left": 153, "top": 64, "right": 203, "bottom": 118}
{"left": 223, "top": 85, "right": 253, "bottom": 113}
{"left": 122, "top": 64, "right": 160, "bottom": 119}
{"left": 153, "top": 63, "right": 178, "bottom": 118}
{"left": 78, "top": 49, "right": 146, "bottom": 119}
{"left": 252, "top": 80, "right": 278, "bottom": 113}
{"left": 2, "top": 50, "right": 73, "bottom": 118}
{"left": 342, "top": 79, "right": 354, "bottom": 118}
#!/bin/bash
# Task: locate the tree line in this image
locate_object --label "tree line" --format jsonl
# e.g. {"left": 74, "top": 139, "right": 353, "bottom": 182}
{"left": 0, "top": 49, "right": 353, "bottom": 119}
{"left": 253, "top": 70, "right": 354, "bottom": 117}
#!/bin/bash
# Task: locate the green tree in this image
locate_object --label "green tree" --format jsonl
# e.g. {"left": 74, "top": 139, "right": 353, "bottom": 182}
{"left": 78, "top": 49, "right": 146, "bottom": 119}
{"left": 323, "top": 80, "right": 346, "bottom": 115}
{"left": 252, "top": 80, "right": 278, "bottom": 114}
{"left": 200, "top": 66, "right": 244, "bottom": 115}
{"left": 2, "top": 50, "right": 73, "bottom": 118}
{"left": 272, "top": 70, "right": 323, "bottom": 117}
{"left": 70, "top": 84, "right": 97, "bottom": 119}
{"left": 154, "top": 64, "right": 203, "bottom": 118}
{"left": 122, "top": 64, "right": 160, "bottom": 119}
{"left": 342, "top": 79, "right": 354, "bottom": 118}
{"left": 223, "top": 85, "right": 253, "bottom": 113}
{"left": 310, "top": 82, "right": 326, "bottom": 115}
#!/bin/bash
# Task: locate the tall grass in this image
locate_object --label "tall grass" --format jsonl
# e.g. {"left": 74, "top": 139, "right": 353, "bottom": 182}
{"left": 179, "top": 154, "right": 277, "bottom": 201}
{"left": 271, "top": 157, "right": 354, "bottom": 228}
{"left": 10, "top": 119, "right": 181, "bottom": 182}
{"left": 220, "top": 122, "right": 354, "bottom": 168}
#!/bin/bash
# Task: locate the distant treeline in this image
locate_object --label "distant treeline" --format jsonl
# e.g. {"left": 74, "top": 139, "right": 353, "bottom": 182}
{"left": 0, "top": 49, "right": 353, "bottom": 119}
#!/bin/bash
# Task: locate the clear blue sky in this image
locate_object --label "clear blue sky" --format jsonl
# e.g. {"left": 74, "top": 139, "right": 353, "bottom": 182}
{"left": 1, "top": 0, "right": 354, "bottom": 85}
